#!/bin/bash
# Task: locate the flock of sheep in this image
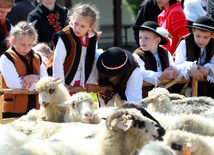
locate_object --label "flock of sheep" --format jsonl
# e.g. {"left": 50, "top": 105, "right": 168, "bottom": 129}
{"left": 1, "top": 76, "right": 214, "bottom": 155}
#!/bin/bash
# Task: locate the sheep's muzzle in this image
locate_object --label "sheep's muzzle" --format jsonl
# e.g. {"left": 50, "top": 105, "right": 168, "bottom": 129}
{"left": 42, "top": 102, "right": 50, "bottom": 107}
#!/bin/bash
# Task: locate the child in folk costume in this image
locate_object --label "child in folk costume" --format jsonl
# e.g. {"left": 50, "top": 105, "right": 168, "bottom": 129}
{"left": 175, "top": 16, "right": 214, "bottom": 98}
{"left": 96, "top": 47, "right": 143, "bottom": 107}
{"left": 46, "top": 3, "right": 102, "bottom": 94}
{"left": 132, "top": 21, "right": 179, "bottom": 97}
{"left": 0, "top": 21, "right": 48, "bottom": 118}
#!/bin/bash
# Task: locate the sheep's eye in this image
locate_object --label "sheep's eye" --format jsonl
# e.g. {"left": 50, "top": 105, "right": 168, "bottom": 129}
{"left": 49, "top": 89, "right": 55, "bottom": 94}
{"left": 72, "top": 103, "right": 76, "bottom": 109}
{"left": 171, "top": 143, "right": 182, "bottom": 151}
{"left": 133, "top": 120, "right": 145, "bottom": 128}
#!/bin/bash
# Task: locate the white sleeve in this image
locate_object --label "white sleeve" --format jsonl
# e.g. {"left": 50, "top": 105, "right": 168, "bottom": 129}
{"left": 125, "top": 67, "right": 143, "bottom": 103}
{"left": 133, "top": 53, "right": 162, "bottom": 86}
{"left": 194, "top": 0, "right": 207, "bottom": 17}
{"left": 52, "top": 37, "right": 67, "bottom": 83}
{"left": 174, "top": 40, "right": 197, "bottom": 78}
{"left": 0, "top": 54, "right": 23, "bottom": 89}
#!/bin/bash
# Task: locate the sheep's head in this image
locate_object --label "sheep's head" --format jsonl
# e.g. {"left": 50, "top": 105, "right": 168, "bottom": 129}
{"left": 35, "top": 77, "right": 68, "bottom": 107}
{"left": 106, "top": 107, "right": 165, "bottom": 142}
{"left": 59, "top": 92, "right": 95, "bottom": 123}
{"left": 140, "top": 88, "right": 170, "bottom": 104}
{"left": 140, "top": 88, "right": 178, "bottom": 113}
{"left": 163, "top": 130, "right": 198, "bottom": 155}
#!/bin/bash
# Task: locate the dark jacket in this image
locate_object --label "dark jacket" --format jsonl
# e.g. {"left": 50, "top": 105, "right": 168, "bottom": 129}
{"left": 27, "top": 2, "right": 68, "bottom": 49}
{"left": 0, "top": 18, "right": 11, "bottom": 54}
{"left": 134, "top": 0, "right": 161, "bottom": 46}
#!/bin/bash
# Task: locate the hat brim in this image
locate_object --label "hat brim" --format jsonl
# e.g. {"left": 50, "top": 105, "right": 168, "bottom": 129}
{"left": 186, "top": 25, "right": 214, "bottom": 32}
{"left": 96, "top": 50, "right": 134, "bottom": 77}
{"left": 132, "top": 25, "right": 168, "bottom": 45}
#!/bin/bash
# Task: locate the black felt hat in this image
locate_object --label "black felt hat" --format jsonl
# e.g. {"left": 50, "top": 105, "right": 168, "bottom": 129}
{"left": 187, "top": 16, "right": 214, "bottom": 32}
{"left": 96, "top": 47, "right": 134, "bottom": 76}
{"left": 132, "top": 21, "right": 169, "bottom": 45}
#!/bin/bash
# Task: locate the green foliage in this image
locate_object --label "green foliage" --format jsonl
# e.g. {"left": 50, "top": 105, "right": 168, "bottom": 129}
{"left": 123, "top": 0, "right": 143, "bottom": 21}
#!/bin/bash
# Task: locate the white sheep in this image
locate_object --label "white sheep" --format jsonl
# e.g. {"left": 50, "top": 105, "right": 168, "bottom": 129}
{"left": 169, "top": 114, "right": 214, "bottom": 137}
{"left": 10, "top": 108, "right": 165, "bottom": 155}
{"left": 59, "top": 92, "right": 101, "bottom": 124}
{"left": 4, "top": 118, "right": 101, "bottom": 140}
{"left": 35, "top": 76, "right": 70, "bottom": 122}
{"left": 21, "top": 77, "right": 98, "bottom": 124}
{"left": 163, "top": 130, "right": 214, "bottom": 155}
{"left": 138, "top": 141, "right": 176, "bottom": 155}
{"left": 140, "top": 87, "right": 214, "bottom": 114}
{"left": 0, "top": 125, "right": 31, "bottom": 155}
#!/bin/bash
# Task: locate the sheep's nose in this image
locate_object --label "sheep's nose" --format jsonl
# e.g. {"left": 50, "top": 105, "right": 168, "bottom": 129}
{"left": 84, "top": 111, "right": 93, "bottom": 119}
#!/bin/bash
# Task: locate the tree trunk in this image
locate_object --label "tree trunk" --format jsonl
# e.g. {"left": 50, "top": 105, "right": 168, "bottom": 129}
{"left": 113, "top": 0, "right": 122, "bottom": 47}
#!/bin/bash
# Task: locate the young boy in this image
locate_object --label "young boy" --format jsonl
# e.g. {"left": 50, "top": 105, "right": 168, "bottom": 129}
{"left": 132, "top": 21, "right": 179, "bottom": 97}
{"left": 175, "top": 16, "right": 214, "bottom": 98}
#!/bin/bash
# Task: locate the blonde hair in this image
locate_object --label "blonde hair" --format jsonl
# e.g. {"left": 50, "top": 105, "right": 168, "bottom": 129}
{"left": 33, "top": 42, "right": 53, "bottom": 59}
{"left": 68, "top": 3, "right": 100, "bottom": 32}
{"left": 0, "top": 0, "right": 14, "bottom": 8}
{"left": 11, "top": 21, "right": 38, "bottom": 45}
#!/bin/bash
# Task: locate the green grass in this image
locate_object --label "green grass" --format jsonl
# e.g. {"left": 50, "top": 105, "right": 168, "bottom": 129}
{"left": 89, "top": 92, "right": 98, "bottom": 110}
{"left": 89, "top": 92, "right": 98, "bottom": 102}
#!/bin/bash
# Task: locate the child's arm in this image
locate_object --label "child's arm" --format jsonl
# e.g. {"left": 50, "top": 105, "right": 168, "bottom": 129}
{"left": 52, "top": 37, "right": 67, "bottom": 83}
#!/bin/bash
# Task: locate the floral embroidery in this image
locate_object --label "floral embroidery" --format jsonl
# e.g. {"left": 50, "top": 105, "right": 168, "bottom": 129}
{"left": 78, "top": 32, "right": 89, "bottom": 47}
{"left": 47, "top": 11, "right": 61, "bottom": 32}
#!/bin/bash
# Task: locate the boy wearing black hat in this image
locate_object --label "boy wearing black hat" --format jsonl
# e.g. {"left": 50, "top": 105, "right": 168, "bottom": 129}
{"left": 132, "top": 21, "right": 179, "bottom": 97}
{"left": 175, "top": 16, "right": 214, "bottom": 98}
{"left": 96, "top": 47, "right": 143, "bottom": 107}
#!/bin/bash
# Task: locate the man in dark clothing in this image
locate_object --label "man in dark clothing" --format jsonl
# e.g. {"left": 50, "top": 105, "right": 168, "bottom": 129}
{"left": 6, "top": 0, "right": 36, "bottom": 26}
{"left": 134, "top": 0, "right": 161, "bottom": 46}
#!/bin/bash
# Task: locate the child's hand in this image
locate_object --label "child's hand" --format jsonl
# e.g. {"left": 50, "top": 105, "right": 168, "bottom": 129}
{"left": 160, "top": 67, "right": 178, "bottom": 81}
{"left": 21, "top": 75, "right": 39, "bottom": 89}
{"left": 189, "top": 67, "right": 204, "bottom": 80}
{"left": 65, "top": 84, "right": 72, "bottom": 92}
{"left": 197, "top": 65, "right": 210, "bottom": 76}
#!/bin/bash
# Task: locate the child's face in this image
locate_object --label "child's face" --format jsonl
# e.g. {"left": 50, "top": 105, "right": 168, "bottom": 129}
{"left": 71, "top": 14, "right": 94, "bottom": 37}
{"left": 139, "top": 30, "right": 160, "bottom": 52}
{"left": 0, "top": 7, "right": 12, "bottom": 20}
{"left": 12, "top": 35, "right": 35, "bottom": 56}
{"left": 156, "top": 0, "right": 170, "bottom": 9}
{"left": 193, "top": 29, "right": 214, "bottom": 48}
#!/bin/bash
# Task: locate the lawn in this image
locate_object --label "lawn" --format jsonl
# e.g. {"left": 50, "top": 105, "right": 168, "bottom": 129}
{"left": 89, "top": 92, "right": 98, "bottom": 110}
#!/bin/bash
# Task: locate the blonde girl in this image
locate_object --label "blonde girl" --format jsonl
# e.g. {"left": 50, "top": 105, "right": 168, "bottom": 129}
{"left": 47, "top": 3, "right": 102, "bottom": 94}
{"left": 0, "top": 21, "right": 48, "bottom": 118}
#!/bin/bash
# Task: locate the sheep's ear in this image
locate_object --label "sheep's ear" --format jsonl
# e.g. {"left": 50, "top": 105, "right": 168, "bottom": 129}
{"left": 58, "top": 101, "right": 69, "bottom": 107}
{"left": 53, "top": 78, "right": 63, "bottom": 85}
{"left": 140, "top": 96, "right": 154, "bottom": 104}
{"left": 116, "top": 119, "right": 133, "bottom": 131}
{"left": 169, "top": 93, "right": 185, "bottom": 100}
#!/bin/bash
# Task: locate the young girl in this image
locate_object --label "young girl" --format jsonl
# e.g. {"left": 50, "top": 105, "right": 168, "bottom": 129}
{"left": 46, "top": 3, "right": 102, "bottom": 94}
{"left": 0, "top": 21, "right": 48, "bottom": 118}
{"left": 175, "top": 16, "right": 214, "bottom": 97}
{"left": 157, "top": 0, "right": 189, "bottom": 55}
{"left": 132, "top": 21, "right": 178, "bottom": 97}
